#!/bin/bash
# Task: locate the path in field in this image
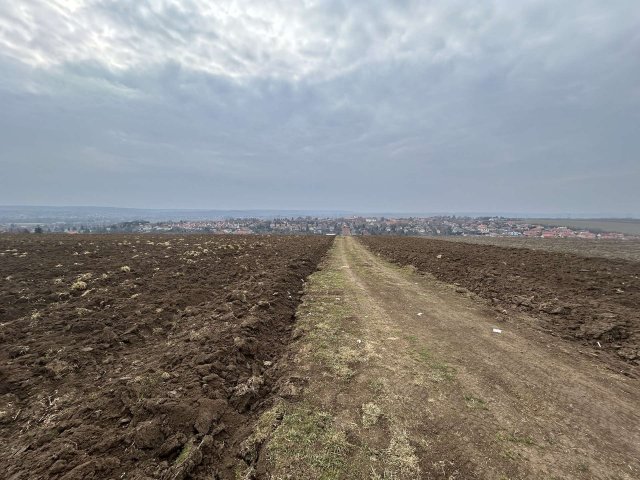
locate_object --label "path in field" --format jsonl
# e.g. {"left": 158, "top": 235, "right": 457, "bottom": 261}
{"left": 312, "top": 236, "right": 640, "bottom": 479}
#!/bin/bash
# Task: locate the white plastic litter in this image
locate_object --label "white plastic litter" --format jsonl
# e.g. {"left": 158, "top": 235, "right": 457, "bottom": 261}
{"left": 492, "top": 328, "right": 502, "bottom": 334}
{"left": 417, "top": 312, "right": 423, "bottom": 316}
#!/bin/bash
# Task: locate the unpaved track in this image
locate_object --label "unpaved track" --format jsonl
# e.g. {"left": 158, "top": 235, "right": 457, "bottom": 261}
{"left": 331, "top": 236, "right": 639, "bottom": 479}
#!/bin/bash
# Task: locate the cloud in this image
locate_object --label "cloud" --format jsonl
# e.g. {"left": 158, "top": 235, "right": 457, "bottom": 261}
{"left": 0, "top": 0, "right": 639, "bottom": 214}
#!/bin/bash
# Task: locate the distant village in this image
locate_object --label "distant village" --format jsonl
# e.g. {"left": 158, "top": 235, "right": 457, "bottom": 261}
{"left": 1, "top": 216, "right": 630, "bottom": 239}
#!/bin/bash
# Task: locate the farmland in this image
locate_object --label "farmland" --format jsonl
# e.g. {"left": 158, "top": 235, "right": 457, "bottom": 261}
{"left": 520, "top": 218, "right": 640, "bottom": 235}
{"left": 446, "top": 235, "right": 640, "bottom": 262}
{"left": 2, "top": 233, "right": 639, "bottom": 479}
{"left": 0, "top": 234, "right": 332, "bottom": 479}
{"left": 251, "top": 237, "right": 640, "bottom": 479}
{"left": 360, "top": 236, "right": 640, "bottom": 370}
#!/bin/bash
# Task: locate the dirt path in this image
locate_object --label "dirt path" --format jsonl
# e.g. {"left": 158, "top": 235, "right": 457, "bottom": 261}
{"left": 251, "top": 237, "right": 640, "bottom": 479}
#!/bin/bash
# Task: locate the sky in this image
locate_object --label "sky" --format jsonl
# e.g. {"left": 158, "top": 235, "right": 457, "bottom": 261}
{"left": 1, "top": 1, "right": 639, "bottom": 215}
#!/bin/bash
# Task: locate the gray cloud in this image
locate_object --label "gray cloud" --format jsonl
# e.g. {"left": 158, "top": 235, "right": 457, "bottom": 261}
{"left": 0, "top": 0, "right": 639, "bottom": 214}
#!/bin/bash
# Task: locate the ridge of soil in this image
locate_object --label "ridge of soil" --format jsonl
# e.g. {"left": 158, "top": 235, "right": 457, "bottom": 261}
{"left": 359, "top": 236, "right": 640, "bottom": 371}
{"left": 0, "top": 234, "right": 333, "bottom": 479}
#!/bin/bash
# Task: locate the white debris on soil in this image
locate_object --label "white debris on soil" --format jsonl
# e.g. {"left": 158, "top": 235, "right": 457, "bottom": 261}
{"left": 492, "top": 328, "right": 502, "bottom": 334}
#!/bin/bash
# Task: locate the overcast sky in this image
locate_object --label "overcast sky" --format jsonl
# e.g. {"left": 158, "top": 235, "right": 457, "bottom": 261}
{"left": 1, "top": 1, "right": 639, "bottom": 215}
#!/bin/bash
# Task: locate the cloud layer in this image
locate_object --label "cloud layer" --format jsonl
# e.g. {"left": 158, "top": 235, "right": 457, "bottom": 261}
{"left": 1, "top": 0, "right": 639, "bottom": 214}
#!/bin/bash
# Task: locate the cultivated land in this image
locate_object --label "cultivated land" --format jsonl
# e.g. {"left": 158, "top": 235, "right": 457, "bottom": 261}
{"left": 252, "top": 237, "right": 640, "bottom": 479}
{"left": 2, "top": 233, "right": 640, "bottom": 479}
{"left": 0, "top": 234, "right": 332, "bottom": 479}
{"left": 360, "top": 236, "right": 640, "bottom": 370}
{"left": 519, "top": 218, "right": 640, "bottom": 236}
{"left": 444, "top": 236, "right": 640, "bottom": 263}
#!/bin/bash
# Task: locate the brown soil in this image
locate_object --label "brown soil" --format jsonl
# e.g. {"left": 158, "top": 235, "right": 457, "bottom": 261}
{"left": 443, "top": 236, "right": 640, "bottom": 263}
{"left": 253, "top": 237, "right": 640, "bottom": 479}
{"left": 0, "top": 234, "right": 332, "bottom": 479}
{"left": 359, "top": 236, "right": 640, "bottom": 372}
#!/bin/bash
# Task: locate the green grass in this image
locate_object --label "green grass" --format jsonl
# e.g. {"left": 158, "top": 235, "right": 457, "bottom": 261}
{"left": 175, "top": 441, "right": 192, "bottom": 466}
{"left": 295, "top": 262, "right": 363, "bottom": 379}
{"left": 264, "top": 405, "right": 351, "bottom": 479}
{"left": 417, "top": 347, "right": 431, "bottom": 362}
{"left": 464, "top": 394, "right": 488, "bottom": 410}
{"left": 429, "top": 362, "right": 457, "bottom": 382}
{"left": 367, "top": 378, "right": 386, "bottom": 395}
{"left": 405, "top": 335, "right": 456, "bottom": 382}
{"left": 497, "top": 431, "right": 536, "bottom": 446}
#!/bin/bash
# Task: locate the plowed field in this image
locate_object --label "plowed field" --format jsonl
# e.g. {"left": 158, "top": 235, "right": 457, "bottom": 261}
{"left": 246, "top": 237, "right": 640, "bottom": 479}
{"left": 444, "top": 236, "right": 640, "bottom": 263}
{"left": 360, "top": 236, "right": 640, "bottom": 372}
{"left": 0, "top": 234, "right": 332, "bottom": 479}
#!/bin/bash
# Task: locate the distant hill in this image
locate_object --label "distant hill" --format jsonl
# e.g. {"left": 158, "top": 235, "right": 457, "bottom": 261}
{"left": 0, "top": 206, "right": 352, "bottom": 224}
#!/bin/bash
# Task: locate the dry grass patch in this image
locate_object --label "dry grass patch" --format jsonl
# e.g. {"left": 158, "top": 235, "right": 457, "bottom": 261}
{"left": 295, "top": 267, "right": 365, "bottom": 379}
{"left": 429, "top": 362, "right": 457, "bottom": 382}
{"left": 372, "top": 430, "right": 421, "bottom": 479}
{"left": 246, "top": 404, "right": 351, "bottom": 480}
{"left": 362, "top": 402, "right": 383, "bottom": 428}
